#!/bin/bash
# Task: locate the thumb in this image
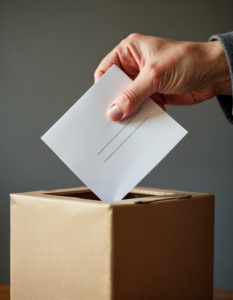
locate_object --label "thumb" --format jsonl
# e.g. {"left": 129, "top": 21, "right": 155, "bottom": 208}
{"left": 107, "top": 68, "right": 155, "bottom": 121}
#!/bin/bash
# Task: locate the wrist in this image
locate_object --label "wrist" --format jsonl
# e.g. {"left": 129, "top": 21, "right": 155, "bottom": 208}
{"left": 207, "top": 40, "right": 232, "bottom": 96}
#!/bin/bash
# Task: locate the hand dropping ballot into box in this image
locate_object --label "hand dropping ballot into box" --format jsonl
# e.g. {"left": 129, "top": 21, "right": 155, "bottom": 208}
{"left": 41, "top": 65, "right": 187, "bottom": 201}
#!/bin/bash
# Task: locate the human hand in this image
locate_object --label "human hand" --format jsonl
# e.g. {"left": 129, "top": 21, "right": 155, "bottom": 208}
{"left": 94, "top": 33, "right": 231, "bottom": 121}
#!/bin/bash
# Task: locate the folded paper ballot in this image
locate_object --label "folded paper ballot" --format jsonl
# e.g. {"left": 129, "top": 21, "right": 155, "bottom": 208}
{"left": 41, "top": 65, "right": 187, "bottom": 201}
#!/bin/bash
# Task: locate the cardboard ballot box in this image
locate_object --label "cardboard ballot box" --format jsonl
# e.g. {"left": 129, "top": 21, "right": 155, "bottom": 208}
{"left": 10, "top": 186, "right": 214, "bottom": 300}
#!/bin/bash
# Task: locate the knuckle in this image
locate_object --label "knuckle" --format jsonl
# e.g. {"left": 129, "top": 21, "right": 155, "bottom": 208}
{"left": 120, "top": 33, "right": 141, "bottom": 50}
{"left": 120, "top": 89, "right": 139, "bottom": 111}
{"left": 119, "top": 39, "right": 127, "bottom": 49}
{"left": 146, "top": 64, "right": 160, "bottom": 90}
{"left": 127, "top": 33, "right": 141, "bottom": 41}
{"left": 148, "top": 63, "right": 160, "bottom": 77}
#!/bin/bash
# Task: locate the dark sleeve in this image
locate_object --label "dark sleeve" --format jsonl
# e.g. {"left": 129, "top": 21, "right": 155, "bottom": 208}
{"left": 209, "top": 32, "right": 233, "bottom": 124}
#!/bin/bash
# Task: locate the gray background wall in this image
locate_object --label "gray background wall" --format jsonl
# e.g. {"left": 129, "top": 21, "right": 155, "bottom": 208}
{"left": 1, "top": 0, "right": 233, "bottom": 289}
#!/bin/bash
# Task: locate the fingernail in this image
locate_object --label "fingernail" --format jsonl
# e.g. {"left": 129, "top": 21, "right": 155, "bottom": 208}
{"left": 107, "top": 105, "right": 123, "bottom": 121}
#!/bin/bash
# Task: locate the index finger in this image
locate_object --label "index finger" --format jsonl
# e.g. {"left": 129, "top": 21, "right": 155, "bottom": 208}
{"left": 94, "top": 47, "right": 122, "bottom": 82}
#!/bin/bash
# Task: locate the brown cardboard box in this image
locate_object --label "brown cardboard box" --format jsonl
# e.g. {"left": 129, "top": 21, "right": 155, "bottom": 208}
{"left": 10, "top": 186, "right": 214, "bottom": 300}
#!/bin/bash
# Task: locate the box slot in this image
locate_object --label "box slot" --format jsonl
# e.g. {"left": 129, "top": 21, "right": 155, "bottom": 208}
{"left": 44, "top": 190, "right": 171, "bottom": 201}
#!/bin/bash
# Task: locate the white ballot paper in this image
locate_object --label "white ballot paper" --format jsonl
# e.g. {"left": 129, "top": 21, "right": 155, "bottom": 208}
{"left": 42, "top": 65, "right": 187, "bottom": 201}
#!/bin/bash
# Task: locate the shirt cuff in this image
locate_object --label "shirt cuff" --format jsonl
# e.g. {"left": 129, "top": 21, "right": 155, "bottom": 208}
{"left": 209, "top": 32, "right": 233, "bottom": 124}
